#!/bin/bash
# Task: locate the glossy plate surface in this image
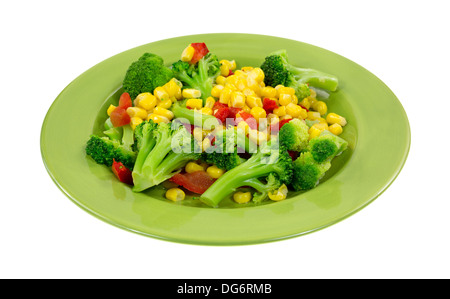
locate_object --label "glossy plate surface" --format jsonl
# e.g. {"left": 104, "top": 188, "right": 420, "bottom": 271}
{"left": 41, "top": 33, "right": 410, "bottom": 245}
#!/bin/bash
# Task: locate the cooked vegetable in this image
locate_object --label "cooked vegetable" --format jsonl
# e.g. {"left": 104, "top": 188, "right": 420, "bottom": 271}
{"left": 112, "top": 159, "right": 134, "bottom": 185}
{"left": 308, "top": 131, "right": 348, "bottom": 163}
{"left": 171, "top": 52, "right": 221, "bottom": 102}
{"left": 260, "top": 49, "right": 338, "bottom": 99}
{"left": 131, "top": 120, "right": 201, "bottom": 192}
{"left": 122, "top": 53, "right": 173, "bottom": 100}
{"left": 278, "top": 118, "right": 310, "bottom": 152}
{"left": 291, "top": 151, "right": 331, "bottom": 191}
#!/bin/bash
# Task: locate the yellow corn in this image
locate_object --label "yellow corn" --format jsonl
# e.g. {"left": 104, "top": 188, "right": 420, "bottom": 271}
{"left": 308, "top": 96, "right": 317, "bottom": 108}
{"left": 267, "top": 113, "right": 279, "bottom": 124}
{"left": 307, "top": 111, "right": 322, "bottom": 120}
{"left": 233, "top": 191, "right": 252, "bottom": 204}
{"left": 260, "top": 86, "right": 277, "bottom": 98}
{"left": 278, "top": 93, "right": 292, "bottom": 106}
{"left": 326, "top": 113, "right": 347, "bottom": 126}
{"left": 299, "top": 97, "right": 311, "bottom": 110}
{"left": 127, "top": 107, "right": 148, "bottom": 119}
{"left": 211, "top": 85, "right": 224, "bottom": 98}
{"left": 186, "top": 98, "right": 203, "bottom": 110}
{"left": 268, "top": 184, "right": 288, "bottom": 201}
{"left": 207, "top": 165, "right": 225, "bottom": 179}
{"left": 278, "top": 86, "right": 296, "bottom": 97}
{"left": 250, "top": 106, "right": 266, "bottom": 121}
{"left": 229, "top": 91, "right": 246, "bottom": 108}
{"left": 107, "top": 104, "right": 116, "bottom": 116}
{"left": 246, "top": 95, "right": 262, "bottom": 108}
{"left": 200, "top": 107, "right": 213, "bottom": 115}
{"left": 153, "top": 106, "right": 174, "bottom": 120}
{"left": 154, "top": 86, "right": 169, "bottom": 101}
{"left": 182, "top": 89, "right": 202, "bottom": 99}
{"left": 202, "top": 137, "right": 212, "bottom": 152}
{"left": 329, "top": 123, "right": 343, "bottom": 135}
{"left": 285, "top": 103, "right": 302, "bottom": 118}
{"left": 248, "top": 129, "right": 267, "bottom": 145}
{"left": 280, "top": 114, "right": 293, "bottom": 121}
{"left": 165, "top": 188, "right": 185, "bottom": 201}
{"left": 273, "top": 106, "right": 286, "bottom": 117}
{"left": 236, "top": 119, "right": 250, "bottom": 135}
{"left": 220, "top": 59, "right": 235, "bottom": 70}
{"left": 311, "top": 122, "right": 329, "bottom": 131}
{"left": 164, "top": 79, "right": 182, "bottom": 100}
{"left": 205, "top": 97, "right": 215, "bottom": 109}
{"left": 250, "top": 67, "right": 264, "bottom": 82}
{"left": 313, "top": 101, "right": 327, "bottom": 115}
{"left": 308, "top": 125, "right": 322, "bottom": 139}
{"left": 158, "top": 98, "right": 173, "bottom": 109}
{"left": 240, "top": 66, "right": 253, "bottom": 73}
{"left": 135, "top": 92, "right": 157, "bottom": 111}
{"left": 181, "top": 45, "right": 195, "bottom": 62}
{"left": 192, "top": 127, "right": 204, "bottom": 142}
{"left": 317, "top": 117, "right": 328, "bottom": 124}
{"left": 219, "top": 86, "right": 233, "bottom": 104}
{"left": 220, "top": 63, "right": 230, "bottom": 76}
{"left": 216, "top": 75, "right": 227, "bottom": 85}
{"left": 242, "top": 87, "right": 256, "bottom": 97}
{"left": 185, "top": 161, "right": 205, "bottom": 173}
{"left": 147, "top": 113, "right": 169, "bottom": 124}
{"left": 130, "top": 116, "right": 143, "bottom": 130}
{"left": 298, "top": 107, "right": 308, "bottom": 119}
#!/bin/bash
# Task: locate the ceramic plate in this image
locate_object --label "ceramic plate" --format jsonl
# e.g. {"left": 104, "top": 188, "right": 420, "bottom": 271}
{"left": 41, "top": 33, "right": 410, "bottom": 245}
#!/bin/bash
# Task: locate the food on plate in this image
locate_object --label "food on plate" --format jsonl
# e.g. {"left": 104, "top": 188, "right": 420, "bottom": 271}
{"left": 85, "top": 43, "right": 348, "bottom": 207}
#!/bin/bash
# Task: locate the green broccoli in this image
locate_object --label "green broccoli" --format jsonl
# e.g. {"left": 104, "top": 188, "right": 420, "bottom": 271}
{"left": 131, "top": 120, "right": 201, "bottom": 192}
{"left": 291, "top": 152, "right": 331, "bottom": 191}
{"left": 309, "top": 131, "right": 348, "bottom": 163}
{"left": 122, "top": 53, "right": 173, "bottom": 100}
{"left": 278, "top": 118, "right": 310, "bottom": 152}
{"left": 260, "top": 49, "right": 338, "bottom": 99}
{"left": 171, "top": 100, "right": 219, "bottom": 129}
{"left": 245, "top": 174, "right": 283, "bottom": 204}
{"left": 85, "top": 123, "right": 136, "bottom": 169}
{"left": 199, "top": 138, "right": 293, "bottom": 207}
{"left": 171, "top": 52, "right": 221, "bottom": 103}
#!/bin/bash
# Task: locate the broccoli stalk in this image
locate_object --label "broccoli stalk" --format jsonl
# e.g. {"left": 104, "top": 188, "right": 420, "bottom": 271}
{"left": 245, "top": 174, "right": 282, "bottom": 204}
{"left": 171, "top": 100, "right": 219, "bottom": 129}
{"left": 171, "top": 52, "right": 221, "bottom": 103}
{"left": 199, "top": 139, "right": 293, "bottom": 207}
{"left": 85, "top": 123, "right": 136, "bottom": 170}
{"left": 291, "top": 152, "right": 331, "bottom": 191}
{"left": 131, "top": 121, "right": 201, "bottom": 192}
{"left": 261, "top": 49, "right": 338, "bottom": 99}
{"left": 309, "top": 131, "right": 348, "bottom": 163}
{"left": 122, "top": 53, "right": 173, "bottom": 100}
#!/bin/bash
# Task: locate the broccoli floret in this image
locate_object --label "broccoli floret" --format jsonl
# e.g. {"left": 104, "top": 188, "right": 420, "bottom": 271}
{"left": 122, "top": 53, "right": 173, "bottom": 100}
{"left": 260, "top": 49, "right": 338, "bottom": 99}
{"left": 199, "top": 138, "right": 293, "bottom": 207}
{"left": 131, "top": 120, "right": 201, "bottom": 192}
{"left": 171, "top": 52, "right": 221, "bottom": 103}
{"left": 278, "top": 118, "right": 310, "bottom": 152}
{"left": 291, "top": 152, "right": 331, "bottom": 191}
{"left": 245, "top": 174, "right": 282, "bottom": 204}
{"left": 309, "top": 131, "right": 348, "bottom": 163}
{"left": 85, "top": 124, "right": 136, "bottom": 169}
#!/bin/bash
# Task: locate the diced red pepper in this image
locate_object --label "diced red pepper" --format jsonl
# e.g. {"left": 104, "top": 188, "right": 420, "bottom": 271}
{"left": 112, "top": 159, "right": 133, "bottom": 185}
{"left": 190, "top": 43, "right": 209, "bottom": 64}
{"left": 214, "top": 107, "right": 231, "bottom": 124}
{"left": 169, "top": 171, "right": 215, "bottom": 194}
{"left": 118, "top": 92, "right": 132, "bottom": 109}
{"left": 110, "top": 107, "right": 131, "bottom": 127}
{"left": 263, "top": 98, "right": 278, "bottom": 114}
{"left": 235, "top": 111, "right": 257, "bottom": 130}
{"left": 213, "top": 101, "right": 228, "bottom": 110}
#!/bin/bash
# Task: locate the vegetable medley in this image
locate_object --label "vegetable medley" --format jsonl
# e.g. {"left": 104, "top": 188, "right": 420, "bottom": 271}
{"left": 85, "top": 43, "right": 349, "bottom": 207}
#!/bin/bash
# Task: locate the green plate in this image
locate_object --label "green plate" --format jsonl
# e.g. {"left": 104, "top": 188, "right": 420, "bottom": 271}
{"left": 40, "top": 33, "right": 410, "bottom": 245}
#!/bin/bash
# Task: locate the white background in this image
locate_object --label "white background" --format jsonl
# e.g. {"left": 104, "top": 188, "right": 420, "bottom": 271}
{"left": 1, "top": 0, "right": 449, "bottom": 279}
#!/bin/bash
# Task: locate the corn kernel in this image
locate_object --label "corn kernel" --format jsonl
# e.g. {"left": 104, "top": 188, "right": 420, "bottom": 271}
{"left": 326, "top": 113, "right": 347, "bottom": 126}
{"left": 186, "top": 98, "right": 203, "bottom": 110}
{"left": 311, "top": 122, "right": 329, "bottom": 131}
{"left": 280, "top": 114, "right": 293, "bottom": 121}
{"left": 268, "top": 184, "right": 288, "bottom": 201}
{"left": 242, "top": 105, "right": 251, "bottom": 113}
{"left": 127, "top": 107, "right": 148, "bottom": 119}
{"left": 307, "top": 111, "right": 321, "bottom": 120}
{"left": 236, "top": 78, "right": 247, "bottom": 91}
{"left": 273, "top": 106, "right": 286, "bottom": 117}
{"left": 230, "top": 91, "right": 245, "bottom": 108}
{"left": 278, "top": 86, "right": 296, "bottom": 96}
{"left": 154, "top": 86, "right": 170, "bottom": 101}
{"left": 313, "top": 101, "right": 327, "bottom": 115}
{"left": 164, "top": 79, "right": 182, "bottom": 100}
{"left": 233, "top": 191, "right": 252, "bottom": 204}
{"left": 250, "top": 67, "right": 264, "bottom": 82}
{"left": 219, "top": 87, "right": 233, "bottom": 104}
{"left": 182, "top": 88, "right": 202, "bottom": 99}
{"left": 135, "top": 93, "right": 157, "bottom": 111}
{"left": 291, "top": 95, "right": 298, "bottom": 105}
{"left": 130, "top": 116, "right": 143, "bottom": 130}
{"left": 299, "top": 97, "right": 311, "bottom": 110}
{"left": 158, "top": 98, "right": 173, "bottom": 109}
{"left": 220, "top": 59, "right": 235, "bottom": 70}
{"left": 107, "top": 104, "right": 116, "bottom": 116}
{"left": 229, "top": 60, "right": 237, "bottom": 70}
{"left": 207, "top": 165, "right": 225, "bottom": 179}
{"left": 308, "top": 96, "right": 317, "bottom": 108}
{"left": 298, "top": 107, "right": 308, "bottom": 119}
{"left": 308, "top": 126, "right": 322, "bottom": 139}
{"left": 240, "top": 66, "right": 253, "bottom": 73}
{"left": 205, "top": 97, "right": 215, "bottom": 109}
{"left": 220, "top": 63, "right": 230, "bottom": 76}
{"left": 147, "top": 113, "right": 169, "bottom": 124}
{"left": 275, "top": 84, "right": 284, "bottom": 91}
{"left": 242, "top": 87, "right": 256, "bottom": 97}
{"left": 285, "top": 103, "right": 302, "bottom": 118}
{"left": 192, "top": 127, "right": 204, "bottom": 142}
{"left": 260, "top": 86, "right": 277, "bottom": 98}
{"left": 248, "top": 129, "right": 267, "bottom": 145}
{"left": 200, "top": 107, "right": 213, "bottom": 115}
{"left": 278, "top": 93, "right": 292, "bottom": 106}
{"left": 153, "top": 106, "right": 174, "bottom": 120}
{"left": 216, "top": 75, "right": 227, "bottom": 85}
{"left": 318, "top": 117, "right": 328, "bottom": 124}
{"left": 236, "top": 119, "right": 250, "bottom": 134}
{"left": 181, "top": 45, "right": 195, "bottom": 62}
{"left": 211, "top": 85, "right": 224, "bottom": 98}
{"left": 185, "top": 161, "right": 205, "bottom": 173}
{"left": 246, "top": 95, "right": 262, "bottom": 108}
{"left": 329, "top": 123, "right": 343, "bottom": 135}
{"left": 267, "top": 113, "right": 279, "bottom": 124}
{"left": 165, "top": 188, "right": 185, "bottom": 202}
{"left": 250, "top": 106, "right": 266, "bottom": 120}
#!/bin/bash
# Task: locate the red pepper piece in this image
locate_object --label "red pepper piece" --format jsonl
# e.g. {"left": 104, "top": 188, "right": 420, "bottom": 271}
{"left": 112, "top": 159, "right": 133, "bottom": 185}
{"left": 263, "top": 98, "right": 278, "bottom": 114}
{"left": 190, "top": 43, "right": 209, "bottom": 64}
{"left": 214, "top": 107, "right": 231, "bottom": 124}
{"left": 169, "top": 171, "right": 215, "bottom": 194}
